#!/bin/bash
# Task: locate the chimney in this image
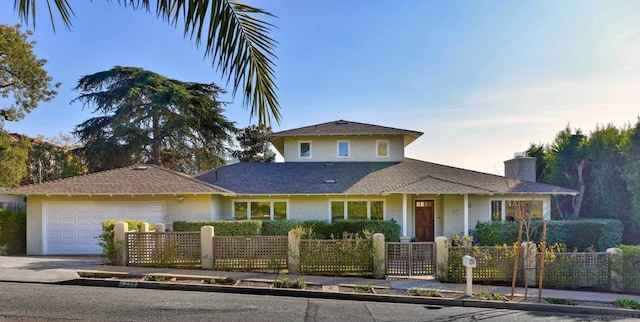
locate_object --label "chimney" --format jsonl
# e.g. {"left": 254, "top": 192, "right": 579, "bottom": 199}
{"left": 504, "top": 152, "right": 536, "bottom": 182}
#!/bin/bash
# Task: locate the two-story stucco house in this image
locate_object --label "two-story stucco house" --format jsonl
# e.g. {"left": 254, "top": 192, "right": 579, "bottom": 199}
{"left": 5, "top": 120, "right": 576, "bottom": 255}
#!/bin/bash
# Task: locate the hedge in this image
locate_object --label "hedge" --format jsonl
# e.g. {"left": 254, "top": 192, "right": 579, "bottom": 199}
{"left": 298, "top": 220, "right": 401, "bottom": 242}
{"left": 101, "top": 219, "right": 150, "bottom": 233}
{"left": 172, "top": 219, "right": 401, "bottom": 241}
{"left": 172, "top": 220, "right": 262, "bottom": 236}
{"left": 472, "top": 219, "right": 622, "bottom": 251}
{"left": 0, "top": 209, "right": 26, "bottom": 254}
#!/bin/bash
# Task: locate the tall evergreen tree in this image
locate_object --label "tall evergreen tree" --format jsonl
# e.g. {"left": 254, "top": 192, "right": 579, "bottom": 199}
{"left": 73, "top": 66, "right": 237, "bottom": 173}
{"left": 231, "top": 124, "right": 275, "bottom": 162}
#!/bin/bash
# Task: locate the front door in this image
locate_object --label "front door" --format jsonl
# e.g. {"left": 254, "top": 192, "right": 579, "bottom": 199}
{"left": 415, "top": 200, "right": 434, "bottom": 242}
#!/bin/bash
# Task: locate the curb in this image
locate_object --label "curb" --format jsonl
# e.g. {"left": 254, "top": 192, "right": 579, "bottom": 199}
{"left": 60, "top": 278, "right": 640, "bottom": 318}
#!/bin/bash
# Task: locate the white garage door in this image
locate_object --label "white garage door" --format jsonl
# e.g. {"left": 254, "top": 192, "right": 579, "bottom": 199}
{"left": 43, "top": 202, "right": 166, "bottom": 255}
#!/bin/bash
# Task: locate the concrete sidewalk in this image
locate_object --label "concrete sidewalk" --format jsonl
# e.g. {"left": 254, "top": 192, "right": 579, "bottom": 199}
{"left": 2, "top": 255, "right": 640, "bottom": 305}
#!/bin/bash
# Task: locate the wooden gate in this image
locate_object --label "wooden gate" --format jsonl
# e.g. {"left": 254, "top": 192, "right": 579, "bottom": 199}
{"left": 386, "top": 242, "right": 435, "bottom": 276}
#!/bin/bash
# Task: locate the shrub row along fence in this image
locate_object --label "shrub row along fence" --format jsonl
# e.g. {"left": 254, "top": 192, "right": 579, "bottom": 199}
{"left": 114, "top": 223, "right": 385, "bottom": 278}
{"left": 437, "top": 237, "right": 620, "bottom": 292}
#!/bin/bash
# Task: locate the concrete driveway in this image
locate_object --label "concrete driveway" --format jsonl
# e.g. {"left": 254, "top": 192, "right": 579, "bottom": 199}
{"left": 0, "top": 255, "right": 102, "bottom": 270}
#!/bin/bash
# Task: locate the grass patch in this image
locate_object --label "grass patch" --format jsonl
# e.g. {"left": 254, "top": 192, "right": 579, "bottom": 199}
{"left": 210, "top": 277, "right": 236, "bottom": 284}
{"left": 273, "top": 278, "right": 305, "bottom": 289}
{"left": 408, "top": 288, "right": 441, "bottom": 297}
{"left": 544, "top": 297, "right": 574, "bottom": 305}
{"left": 352, "top": 284, "right": 374, "bottom": 294}
{"left": 615, "top": 298, "right": 640, "bottom": 310}
{"left": 145, "top": 275, "right": 167, "bottom": 282}
{"left": 476, "top": 292, "right": 504, "bottom": 301}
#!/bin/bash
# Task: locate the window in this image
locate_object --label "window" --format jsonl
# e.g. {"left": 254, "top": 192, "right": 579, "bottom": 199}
{"left": 337, "top": 140, "right": 350, "bottom": 158}
{"left": 505, "top": 200, "right": 543, "bottom": 221}
{"left": 376, "top": 140, "right": 389, "bottom": 157}
{"left": 233, "top": 200, "right": 288, "bottom": 220}
{"left": 330, "top": 200, "right": 385, "bottom": 221}
{"left": 299, "top": 141, "right": 311, "bottom": 158}
{"left": 491, "top": 201, "right": 502, "bottom": 222}
{"left": 491, "top": 199, "right": 543, "bottom": 222}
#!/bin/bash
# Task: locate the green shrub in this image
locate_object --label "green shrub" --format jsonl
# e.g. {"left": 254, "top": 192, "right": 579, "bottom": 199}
{"left": 472, "top": 219, "right": 622, "bottom": 251}
{"left": 0, "top": 209, "right": 26, "bottom": 254}
{"left": 98, "top": 219, "right": 149, "bottom": 265}
{"left": 173, "top": 220, "right": 262, "bottom": 236}
{"left": 261, "top": 220, "right": 296, "bottom": 236}
{"left": 210, "top": 277, "right": 236, "bottom": 284}
{"left": 615, "top": 298, "right": 640, "bottom": 310}
{"left": 545, "top": 297, "right": 574, "bottom": 305}
{"left": 352, "top": 284, "right": 374, "bottom": 293}
{"left": 408, "top": 288, "right": 441, "bottom": 297}
{"left": 273, "top": 277, "right": 305, "bottom": 289}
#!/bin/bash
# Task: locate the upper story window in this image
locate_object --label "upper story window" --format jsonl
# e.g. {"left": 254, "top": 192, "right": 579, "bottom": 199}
{"left": 376, "top": 140, "right": 389, "bottom": 158}
{"left": 337, "top": 140, "right": 350, "bottom": 158}
{"left": 299, "top": 141, "right": 311, "bottom": 158}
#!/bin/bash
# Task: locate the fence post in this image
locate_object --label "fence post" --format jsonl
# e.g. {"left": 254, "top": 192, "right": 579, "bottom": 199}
{"left": 435, "top": 236, "right": 449, "bottom": 281}
{"left": 522, "top": 242, "right": 537, "bottom": 286}
{"left": 155, "top": 223, "right": 165, "bottom": 232}
{"left": 114, "top": 222, "right": 128, "bottom": 266}
{"left": 288, "top": 229, "right": 301, "bottom": 274}
{"left": 607, "top": 247, "right": 623, "bottom": 292}
{"left": 140, "top": 223, "right": 149, "bottom": 232}
{"left": 201, "top": 226, "right": 215, "bottom": 270}
{"left": 372, "top": 233, "right": 386, "bottom": 279}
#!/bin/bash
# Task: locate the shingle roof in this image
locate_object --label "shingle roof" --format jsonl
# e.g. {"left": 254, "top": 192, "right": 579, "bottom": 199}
{"left": 268, "top": 120, "right": 423, "bottom": 154}
{"left": 4, "top": 165, "right": 232, "bottom": 196}
{"left": 196, "top": 159, "right": 578, "bottom": 196}
{"left": 270, "top": 120, "right": 424, "bottom": 137}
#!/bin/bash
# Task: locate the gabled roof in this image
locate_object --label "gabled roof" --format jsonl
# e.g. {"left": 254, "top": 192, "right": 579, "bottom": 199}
{"left": 196, "top": 159, "right": 578, "bottom": 196}
{"left": 268, "top": 120, "right": 423, "bottom": 154}
{"left": 4, "top": 165, "right": 231, "bottom": 196}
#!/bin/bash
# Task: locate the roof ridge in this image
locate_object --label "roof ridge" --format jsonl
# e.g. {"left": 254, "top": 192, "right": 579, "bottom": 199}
{"left": 148, "top": 165, "right": 234, "bottom": 194}
{"left": 403, "top": 157, "right": 516, "bottom": 180}
{"left": 270, "top": 119, "right": 423, "bottom": 136}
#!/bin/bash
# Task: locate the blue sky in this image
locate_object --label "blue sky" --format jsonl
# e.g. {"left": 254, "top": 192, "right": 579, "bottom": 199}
{"left": 2, "top": 1, "right": 640, "bottom": 174}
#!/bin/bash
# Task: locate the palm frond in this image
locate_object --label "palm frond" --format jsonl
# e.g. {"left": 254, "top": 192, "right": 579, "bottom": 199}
{"left": 15, "top": 0, "right": 75, "bottom": 31}
{"left": 15, "top": 0, "right": 280, "bottom": 125}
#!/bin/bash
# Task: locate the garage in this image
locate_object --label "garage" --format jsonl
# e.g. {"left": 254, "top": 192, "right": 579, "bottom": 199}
{"left": 43, "top": 201, "right": 166, "bottom": 255}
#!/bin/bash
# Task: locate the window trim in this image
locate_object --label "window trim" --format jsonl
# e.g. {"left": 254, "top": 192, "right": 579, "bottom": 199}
{"left": 232, "top": 200, "right": 289, "bottom": 220}
{"left": 376, "top": 140, "right": 389, "bottom": 158}
{"left": 328, "top": 199, "right": 386, "bottom": 221}
{"left": 489, "top": 198, "right": 547, "bottom": 222}
{"left": 337, "top": 140, "right": 350, "bottom": 158}
{"left": 298, "top": 141, "right": 312, "bottom": 159}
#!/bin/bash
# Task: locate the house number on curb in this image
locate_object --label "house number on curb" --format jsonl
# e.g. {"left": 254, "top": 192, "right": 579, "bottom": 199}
{"left": 118, "top": 281, "right": 138, "bottom": 288}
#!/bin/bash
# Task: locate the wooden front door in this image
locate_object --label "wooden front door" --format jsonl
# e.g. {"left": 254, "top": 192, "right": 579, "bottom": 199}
{"left": 415, "top": 200, "right": 435, "bottom": 242}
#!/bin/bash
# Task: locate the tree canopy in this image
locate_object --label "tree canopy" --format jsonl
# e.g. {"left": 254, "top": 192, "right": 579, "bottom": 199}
{"left": 526, "top": 121, "right": 640, "bottom": 244}
{"left": 231, "top": 124, "right": 275, "bottom": 162}
{"left": 0, "top": 131, "right": 30, "bottom": 187}
{"left": 73, "top": 66, "right": 237, "bottom": 173}
{"left": 14, "top": 0, "right": 279, "bottom": 125}
{"left": 0, "top": 24, "right": 59, "bottom": 122}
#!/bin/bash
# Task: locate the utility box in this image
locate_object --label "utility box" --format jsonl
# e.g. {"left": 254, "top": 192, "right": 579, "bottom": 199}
{"left": 462, "top": 255, "right": 476, "bottom": 268}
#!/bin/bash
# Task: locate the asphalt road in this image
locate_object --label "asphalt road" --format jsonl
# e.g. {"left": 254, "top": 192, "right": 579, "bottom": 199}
{"left": 0, "top": 282, "right": 635, "bottom": 322}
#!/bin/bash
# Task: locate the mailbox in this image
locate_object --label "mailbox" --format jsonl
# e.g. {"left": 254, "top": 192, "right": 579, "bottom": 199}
{"left": 462, "top": 255, "right": 476, "bottom": 268}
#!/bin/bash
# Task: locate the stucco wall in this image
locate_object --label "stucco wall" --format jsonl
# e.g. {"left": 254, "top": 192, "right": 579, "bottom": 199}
{"left": 281, "top": 135, "right": 405, "bottom": 162}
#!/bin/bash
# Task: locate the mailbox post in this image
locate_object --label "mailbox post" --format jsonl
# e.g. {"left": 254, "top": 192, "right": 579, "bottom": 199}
{"left": 462, "top": 255, "right": 476, "bottom": 296}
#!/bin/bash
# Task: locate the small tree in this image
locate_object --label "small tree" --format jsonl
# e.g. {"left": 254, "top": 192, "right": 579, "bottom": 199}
{"left": 231, "top": 124, "right": 275, "bottom": 162}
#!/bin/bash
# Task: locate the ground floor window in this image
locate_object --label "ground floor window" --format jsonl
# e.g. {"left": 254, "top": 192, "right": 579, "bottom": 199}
{"left": 233, "top": 200, "right": 288, "bottom": 220}
{"left": 330, "top": 200, "right": 384, "bottom": 221}
{"left": 491, "top": 199, "right": 543, "bottom": 221}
